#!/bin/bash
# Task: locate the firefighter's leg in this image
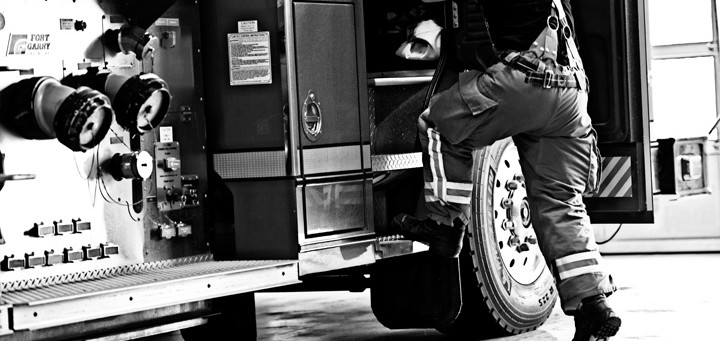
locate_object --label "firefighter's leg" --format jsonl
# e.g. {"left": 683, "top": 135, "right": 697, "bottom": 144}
{"left": 394, "top": 63, "right": 558, "bottom": 257}
{"left": 420, "top": 127, "right": 474, "bottom": 227}
{"left": 418, "top": 62, "right": 557, "bottom": 224}
{"left": 515, "top": 132, "right": 620, "bottom": 340}
{"left": 391, "top": 126, "right": 473, "bottom": 258}
{"left": 512, "top": 99, "right": 616, "bottom": 315}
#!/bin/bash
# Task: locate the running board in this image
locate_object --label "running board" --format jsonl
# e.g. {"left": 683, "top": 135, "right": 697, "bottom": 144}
{"left": 2, "top": 259, "right": 299, "bottom": 331}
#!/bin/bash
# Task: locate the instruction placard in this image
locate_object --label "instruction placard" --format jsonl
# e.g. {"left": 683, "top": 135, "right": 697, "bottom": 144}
{"left": 227, "top": 31, "right": 272, "bottom": 86}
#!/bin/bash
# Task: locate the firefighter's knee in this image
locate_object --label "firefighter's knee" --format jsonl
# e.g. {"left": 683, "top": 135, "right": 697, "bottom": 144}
{"left": 418, "top": 107, "right": 432, "bottom": 131}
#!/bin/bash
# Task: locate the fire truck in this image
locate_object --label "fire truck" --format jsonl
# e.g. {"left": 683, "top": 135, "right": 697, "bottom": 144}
{"left": 0, "top": 0, "right": 706, "bottom": 339}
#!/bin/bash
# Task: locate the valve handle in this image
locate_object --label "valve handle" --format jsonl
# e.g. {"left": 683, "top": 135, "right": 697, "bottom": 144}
{"left": 0, "top": 174, "right": 36, "bottom": 182}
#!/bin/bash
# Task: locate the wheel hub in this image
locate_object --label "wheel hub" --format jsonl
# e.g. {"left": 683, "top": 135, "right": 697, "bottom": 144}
{"left": 492, "top": 144, "right": 544, "bottom": 285}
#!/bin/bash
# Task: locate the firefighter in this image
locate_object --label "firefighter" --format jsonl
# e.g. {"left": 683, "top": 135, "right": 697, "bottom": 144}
{"left": 391, "top": 0, "right": 621, "bottom": 339}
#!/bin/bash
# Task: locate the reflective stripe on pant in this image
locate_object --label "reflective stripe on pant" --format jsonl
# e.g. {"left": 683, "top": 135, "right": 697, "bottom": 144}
{"left": 424, "top": 60, "right": 615, "bottom": 314}
{"left": 421, "top": 127, "right": 474, "bottom": 227}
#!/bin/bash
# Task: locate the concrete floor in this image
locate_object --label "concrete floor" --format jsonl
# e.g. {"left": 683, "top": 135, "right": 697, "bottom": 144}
{"left": 143, "top": 253, "right": 719, "bottom": 340}
{"left": 254, "top": 253, "right": 720, "bottom": 340}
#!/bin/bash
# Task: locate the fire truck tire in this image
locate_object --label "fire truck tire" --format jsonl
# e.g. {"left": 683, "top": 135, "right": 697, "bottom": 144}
{"left": 438, "top": 138, "right": 558, "bottom": 338}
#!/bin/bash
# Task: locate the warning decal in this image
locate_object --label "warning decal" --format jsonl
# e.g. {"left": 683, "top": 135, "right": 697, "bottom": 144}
{"left": 586, "top": 156, "right": 633, "bottom": 198}
{"left": 227, "top": 31, "right": 272, "bottom": 86}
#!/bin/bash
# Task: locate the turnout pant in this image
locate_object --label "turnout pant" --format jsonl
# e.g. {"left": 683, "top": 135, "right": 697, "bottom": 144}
{"left": 422, "top": 60, "right": 616, "bottom": 313}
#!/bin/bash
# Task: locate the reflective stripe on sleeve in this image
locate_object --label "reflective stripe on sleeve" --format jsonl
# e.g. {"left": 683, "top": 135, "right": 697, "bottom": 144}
{"left": 555, "top": 251, "right": 604, "bottom": 281}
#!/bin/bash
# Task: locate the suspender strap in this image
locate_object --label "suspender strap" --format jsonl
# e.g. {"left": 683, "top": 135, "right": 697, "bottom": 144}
{"left": 551, "top": 0, "right": 584, "bottom": 72}
{"left": 529, "top": 1, "right": 583, "bottom": 66}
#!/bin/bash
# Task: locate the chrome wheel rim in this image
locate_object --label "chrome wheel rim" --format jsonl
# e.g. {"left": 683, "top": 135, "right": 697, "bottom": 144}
{"left": 492, "top": 143, "right": 545, "bottom": 285}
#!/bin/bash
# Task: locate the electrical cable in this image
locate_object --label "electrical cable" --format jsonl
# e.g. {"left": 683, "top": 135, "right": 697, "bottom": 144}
{"left": 109, "top": 127, "right": 133, "bottom": 151}
{"left": 73, "top": 130, "right": 102, "bottom": 206}
{"left": 164, "top": 205, "right": 198, "bottom": 224}
{"left": 92, "top": 141, "right": 147, "bottom": 222}
{"left": 98, "top": 182, "right": 141, "bottom": 222}
{"left": 596, "top": 223, "right": 623, "bottom": 245}
{"left": 88, "top": 151, "right": 98, "bottom": 206}
{"left": 73, "top": 150, "right": 95, "bottom": 179}
{"left": 98, "top": 172, "right": 150, "bottom": 207}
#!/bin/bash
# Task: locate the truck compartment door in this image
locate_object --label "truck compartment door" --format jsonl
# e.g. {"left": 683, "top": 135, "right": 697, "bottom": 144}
{"left": 574, "top": 0, "right": 654, "bottom": 223}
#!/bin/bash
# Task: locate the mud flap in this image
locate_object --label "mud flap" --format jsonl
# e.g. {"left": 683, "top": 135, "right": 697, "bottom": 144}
{"left": 370, "top": 252, "right": 462, "bottom": 329}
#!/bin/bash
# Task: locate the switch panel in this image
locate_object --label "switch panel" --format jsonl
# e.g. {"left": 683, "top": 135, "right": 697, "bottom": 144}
{"left": 55, "top": 221, "right": 74, "bottom": 235}
{"left": 176, "top": 223, "right": 192, "bottom": 237}
{"left": 63, "top": 248, "right": 83, "bottom": 263}
{"left": 72, "top": 219, "right": 92, "bottom": 233}
{"left": 24, "top": 253, "right": 45, "bottom": 268}
{"left": 100, "top": 243, "right": 120, "bottom": 258}
{"left": 155, "top": 142, "right": 183, "bottom": 211}
{"left": 181, "top": 175, "right": 200, "bottom": 207}
{"left": 82, "top": 245, "right": 102, "bottom": 260}
{"left": 25, "top": 223, "right": 54, "bottom": 238}
{"left": 158, "top": 224, "right": 177, "bottom": 239}
{"left": 45, "top": 251, "right": 63, "bottom": 266}
{"left": 1, "top": 255, "right": 25, "bottom": 271}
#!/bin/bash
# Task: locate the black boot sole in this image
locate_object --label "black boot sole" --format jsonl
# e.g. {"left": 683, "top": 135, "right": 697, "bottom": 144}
{"left": 391, "top": 214, "right": 464, "bottom": 258}
{"left": 590, "top": 315, "right": 621, "bottom": 340}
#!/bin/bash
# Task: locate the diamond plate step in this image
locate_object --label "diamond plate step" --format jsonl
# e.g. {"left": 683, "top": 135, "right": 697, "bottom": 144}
{"left": 3, "top": 259, "right": 299, "bottom": 331}
{"left": 371, "top": 153, "right": 422, "bottom": 172}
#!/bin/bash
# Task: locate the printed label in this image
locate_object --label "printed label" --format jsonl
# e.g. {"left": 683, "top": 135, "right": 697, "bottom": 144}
{"left": 238, "top": 20, "right": 258, "bottom": 33}
{"left": 159, "top": 126, "right": 174, "bottom": 143}
{"left": 6, "top": 33, "right": 52, "bottom": 55}
{"left": 227, "top": 31, "right": 272, "bottom": 86}
{"left": 59, "top": 18, "right": 74, "bottom": 30}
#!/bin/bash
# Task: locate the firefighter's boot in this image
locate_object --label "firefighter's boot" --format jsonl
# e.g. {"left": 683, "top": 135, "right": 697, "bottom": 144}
{"left": 572, "top": 294, "right": 622, "bottom": 341}
{"left": 391, "top": 213, "right": 465, "bottom": 258}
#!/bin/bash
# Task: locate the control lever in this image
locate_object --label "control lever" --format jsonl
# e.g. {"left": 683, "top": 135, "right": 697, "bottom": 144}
{"left": 0, "top": 174, "right": 36, "bottom": 182}
{"left": 0, "top": 173, "right": 36, "bottom": 193}
{"left": 0, "top": 152, "right": 35, "bottom": 192}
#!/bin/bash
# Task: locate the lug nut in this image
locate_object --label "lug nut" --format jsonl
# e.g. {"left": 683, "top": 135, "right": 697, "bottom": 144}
{"left": 509, "top": 236, "right": 521, "bottom": 247}
{"left": 526, "top": 236, "right": 538, "bottom": 244}
{"left": 501, "top": 197, "right": 513, "bottom": 209}
{"left": 502, "top": 220, "right": 515, "bottom": 230}
{"left": 506, "top": 180, "right": 520, "bottom": 191}
{"left": 517, "top": 243, "right": 530, "bottom": 252}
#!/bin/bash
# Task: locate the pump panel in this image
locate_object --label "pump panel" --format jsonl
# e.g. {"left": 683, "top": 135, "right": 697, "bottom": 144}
{"left": 0, "top": 0, "right": 209, "bottom": 287}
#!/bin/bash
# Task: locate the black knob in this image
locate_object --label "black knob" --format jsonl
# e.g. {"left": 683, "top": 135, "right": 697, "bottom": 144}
{"left": 74, "top": 20, "right": 87, "bottom": 31}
